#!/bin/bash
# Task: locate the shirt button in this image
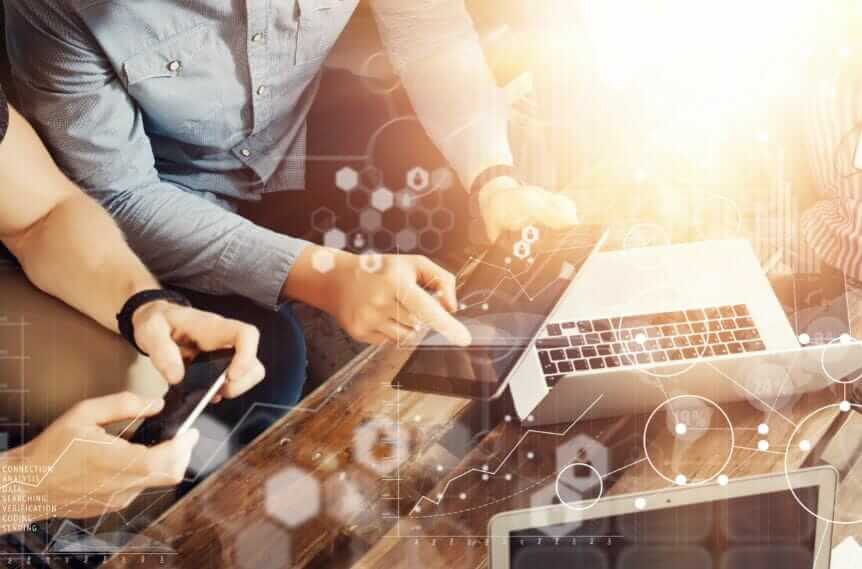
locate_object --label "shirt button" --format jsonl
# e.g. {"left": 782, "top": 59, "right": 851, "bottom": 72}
{"left": 240, "top": 149, "right": 251, "bottom": 158}
{"left": 251, "top": 32, "right": 265, "bottom": 43}
{"left": 167, "top": 60, "right": 182, "bottom": 72}
{"left": 256, "top": 85, "right": 268, "bottom": 96}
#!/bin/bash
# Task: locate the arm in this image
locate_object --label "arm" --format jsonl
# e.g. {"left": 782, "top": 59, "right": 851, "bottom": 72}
{"left": 5, "top": 0, "right": 308, "bottom": 311}
{"left": 0, "top": 106, "right": 158, "bottom": 332}
{"left": 370, "top": 0, "right": 579, "bottom": 240}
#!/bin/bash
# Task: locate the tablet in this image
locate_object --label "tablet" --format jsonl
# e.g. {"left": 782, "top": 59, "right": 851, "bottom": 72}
{"left": 488, "top": 467, "right": 836, "bottom": 569}
{"left": 392, "top": 225, "right": 608, "bottom": 400}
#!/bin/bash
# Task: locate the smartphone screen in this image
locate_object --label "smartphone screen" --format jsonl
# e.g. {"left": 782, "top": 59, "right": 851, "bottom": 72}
{"left": 130, "top": 349, "right": 233, "bottom": 447}
{"left": 771, "top": 269, "right": 852, "bottom": 346}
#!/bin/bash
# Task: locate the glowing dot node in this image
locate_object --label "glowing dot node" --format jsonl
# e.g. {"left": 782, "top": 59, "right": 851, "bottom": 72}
{"left": 840, "top": 333, "right": 852, "bottom": 344}
{"left": 757, "top": 440, "right": 769, "bottom": 452}
{"left": 482, "top": 474, "right": 489, "bottom": 481}
{"left": 436, "top": 465, "right": 444, "bottom": 472}
{"left": 635, "top": 333, "right": 647, "bottom": 344}
{"left": 675, "top": 423, "right": 688, "bottom": 436}
{"left": 840, "top": 400, "right": 851, "bottom": 412}
{"left": 436, "top": 493, "right": 443, "bottom": 500}
{"left": 798, "top": 333, "right": 810, "bottom": 345}
{"left": 674, "top": 474, "right": 687, "bottom": 486}
{"left": 757, "top": 423, "right": 769, "bottom": 435}
{"left": 504, "top": 415, "right": 513, "bottom": 423}
{"left": 717, "top": 475, "right": 729, "bottom": 486}
{"left": 526, "top": 451, "right": 535, "bottom": 460}
{"left": 634, "top": 497, "right": 647, "bottom": 510}
{"left": 505, "top": 473, "right": 513, "bottom": 481}
{"left": 459, "top": 493, "right": 467, "bottom": 501}
{"left": 799, "top": 439, "right": 812, "bottom": 452}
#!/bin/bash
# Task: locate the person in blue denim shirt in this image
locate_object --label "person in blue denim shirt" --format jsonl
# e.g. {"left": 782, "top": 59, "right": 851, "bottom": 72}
{"left": 5, "top": 1, "right": 580, "bottom": 427}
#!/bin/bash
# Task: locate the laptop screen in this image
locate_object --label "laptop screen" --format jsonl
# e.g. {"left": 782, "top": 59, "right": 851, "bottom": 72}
{"left": 508, "top": 486, "right": 819, "bottom": 569}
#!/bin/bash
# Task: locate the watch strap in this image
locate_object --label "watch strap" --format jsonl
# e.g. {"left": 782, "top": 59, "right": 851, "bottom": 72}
{"left": 116, "top": 290, "right": 191, "bottom": 356}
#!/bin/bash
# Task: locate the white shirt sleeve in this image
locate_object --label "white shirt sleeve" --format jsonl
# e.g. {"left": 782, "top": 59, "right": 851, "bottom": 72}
{"left": 370, "top": 0, "right": 514, "bottom": 189}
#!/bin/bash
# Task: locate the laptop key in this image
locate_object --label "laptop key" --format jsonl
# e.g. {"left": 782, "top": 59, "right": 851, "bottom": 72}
{"left": 586, "top": 333, "right": 602, "bottom": 344}
{"left": 719, "top": 306, "right": 735, "bottom": 318}
{"left": 589, "top": 357, "right": 606, "bottom": 370}
{"left": 539, "top": 351, "right": 553, "bottom": 366}
{"left": 682, "top": 347, "right": 699, "bottom": 359}
{"left": 619, "top": 329, "right": 632, "bottom": 341}
{"left": 719, "top": 331, "right": 734, "bottom": 343}
{"left": 566, "top": 347, "right": 581, "bottom": 359}
{"left": 710, "top": 344, "right": 729, "bottom": 356}
{"left": 660, "top": 325, "right": 676, "bottom": 337}
{"left": 592, "top": 319, "right": 612, "bottom": 332}
{"left": 573, "top": 359, "right": 589, "bottom": 371}
{"left": 705, "top": 307, "right": 721, "bottom": 319}
{"left": 600, "top": 331, "right": 616, "bottom": 343}
{"left": 551, "top": 349, "right": 566, "bottom": 361}
{"left": 733, "top": 304, "right": 750, "bottom": 317}
{"left": 577, "top": 321, "right": 593, "bottom": 333}
{"left": 561, "top": 321, "right": 576, "bottom": 330}
{"left": 537, "top": 337, "right": 568, "bottom": 350}
{"left": 652, "top": 351, "right": 669, "bottom": 362}
{"left": 547, "top": 323, "right": 563, "bottom": 336}
{"left": 612, "top": 342, "right": 625, "bottom": 354}
{"left": 636, "top": 352, "right": 652, "bottom": 364}
{"left": 691, "top": 322, "right": 707, "bottom": 333}
{"left": 646, "top": 327, "right": 661, "bottom": 338}
{"left": 654, "top": 311, "right": 687, "bottom": 324}
{"left": 558, "top": 360, "right": 574, "bottom": 373}
{"left": 743, "top": 340, "right": 766, "bottom": 352}
{"left": 668, "top": 349, "right": 684, "bottom": 361}
{"left": 659, "top": 338, "right": 674, "bottom": 349}
{"left": 542, "top": 361, "right": 558, "bottom": 374}
{"left": 597, "top": 344, "right": 612, "bottom": 356}
{"left": 690, "top": 334, "right": 705, "bottom": 345}
{"left": 676, "top": 323, "right": 692, "bottom": 335}
{"left": 708, "top": 321, "right": 722, "bottom": 332}
{"left": 570, "top": 334, "right": 586, "bottom": 346}
{"left": 674, "top": 336, "right": 690, "bottom": 347}
{"left": 721, "top": 318, "right": 737, "bottom": 330}
{"left": 736, "top": 317, "right": 754, "bottom": 328}
{"left": 728, "top": 342, "right": 744, "bottom": 354}
{"left": 734, "top": 328, "right": 760, "bottom": 341}
{"left": 706, "top": 334, "right": 721, "bottom": 345}
{"left": 582, "top": 346, "right": 598, "bottom": 358}
{"left": 606, "top": 356, "right": 621, "bottom": 368}
{"left": 645, "top": 339, "right": 659, "bottom": 350}
{"left": 685, "top": 309, "right": 706, "bottom": 321}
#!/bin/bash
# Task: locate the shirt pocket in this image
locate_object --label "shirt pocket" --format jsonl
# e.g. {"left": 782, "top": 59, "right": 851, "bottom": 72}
{"left": 121, "top": 25, "right": 226, "bottom": 133}
{"left": 295, "top": 0, "right": 356, "bottom": 65}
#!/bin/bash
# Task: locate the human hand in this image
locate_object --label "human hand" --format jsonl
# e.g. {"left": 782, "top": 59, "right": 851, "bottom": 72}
{"left": 318, "top": 251, "right": 471, "bottom": 346}
{"left": 477, "top": 177, "right": 579, "bottom": 242}
{"left": 5, "top": 393, "right": 199, "bottom": 523}
{"left": 132, "top": 301, "right": 265, "bottom": 400}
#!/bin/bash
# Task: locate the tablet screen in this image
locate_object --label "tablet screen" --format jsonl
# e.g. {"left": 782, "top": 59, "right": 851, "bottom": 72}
{"left": 393, "top": 225, "right": 608, "bottom": 399}
{"left": 508, "top": 486, "right": 819, "bottom": 569}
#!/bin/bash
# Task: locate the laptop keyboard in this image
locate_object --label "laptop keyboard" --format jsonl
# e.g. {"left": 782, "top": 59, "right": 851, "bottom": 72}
{"left": 536, "top": 304, "right": 766, "bottom": 386}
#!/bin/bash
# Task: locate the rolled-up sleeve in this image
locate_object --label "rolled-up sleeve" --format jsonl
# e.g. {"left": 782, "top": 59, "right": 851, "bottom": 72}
{"left": 5, "top": 0, "right": 308, "bottom": 309}
{"left": 370, "top": 0, "right": 513, "bottom": 190}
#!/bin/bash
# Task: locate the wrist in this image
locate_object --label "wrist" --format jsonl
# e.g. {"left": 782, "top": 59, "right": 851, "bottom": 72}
{"left": 281, "top": 245, "right": 356, "bottom": 315}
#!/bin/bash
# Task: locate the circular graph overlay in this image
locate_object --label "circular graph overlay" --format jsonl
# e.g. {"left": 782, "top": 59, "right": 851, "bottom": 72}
{"left": 644, "top": 395, "right": 734, "bottom": 486}
{"left": 622, "top": 223, "right": 672, "bottom": 271}
{"left": 820, "top": 335, "right": 862, "bottom": 385}
{"left": 555, "top": 463, "right": 604, "bottom": 512}
{"left": 785, "top": 402, "right": 862, "bottom": 525}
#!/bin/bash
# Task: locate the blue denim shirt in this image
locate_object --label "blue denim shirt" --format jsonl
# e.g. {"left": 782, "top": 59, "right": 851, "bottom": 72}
{"left": 6, "top": 0, "right": 511, "bottom": 308}
{"left": 6, "top": 0, "right": 358, "bottom": 308}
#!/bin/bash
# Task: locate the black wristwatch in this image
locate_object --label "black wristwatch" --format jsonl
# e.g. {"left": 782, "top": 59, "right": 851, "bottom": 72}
{"left": 468, "top": 165, "right": 522, "bottom": 244}
{"left": 116, "top": 290, "right": 191, "bottom": 355}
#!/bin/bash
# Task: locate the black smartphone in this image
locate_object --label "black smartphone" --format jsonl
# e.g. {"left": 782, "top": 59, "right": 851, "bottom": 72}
{"left": 130, "top": 349, "right": 233, "bottom": 447}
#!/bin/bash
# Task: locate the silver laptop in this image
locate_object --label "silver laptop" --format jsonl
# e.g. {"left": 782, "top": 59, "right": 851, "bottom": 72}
{"left": 507, "top": 239, "right": 862, "bottom": 425}
{"left": 488, "top": 467, "right": 838, "bottom": 569}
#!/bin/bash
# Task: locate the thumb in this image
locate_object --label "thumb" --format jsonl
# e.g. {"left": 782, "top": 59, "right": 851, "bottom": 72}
{"left": 146, "top": 429, "right": 199, "bottom": 485}
{"left": 66, "top": 392, "right": 165, "bottom": 426}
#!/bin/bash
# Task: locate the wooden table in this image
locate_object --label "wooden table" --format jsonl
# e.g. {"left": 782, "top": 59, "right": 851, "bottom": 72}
{"left": 95, "top": 291, "right": 862, "bottom": 569}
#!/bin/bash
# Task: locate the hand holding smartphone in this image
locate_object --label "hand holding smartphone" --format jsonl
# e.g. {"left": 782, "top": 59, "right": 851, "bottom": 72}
{"left": 130, "top": 349, "right": 234, "bottom": 447}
